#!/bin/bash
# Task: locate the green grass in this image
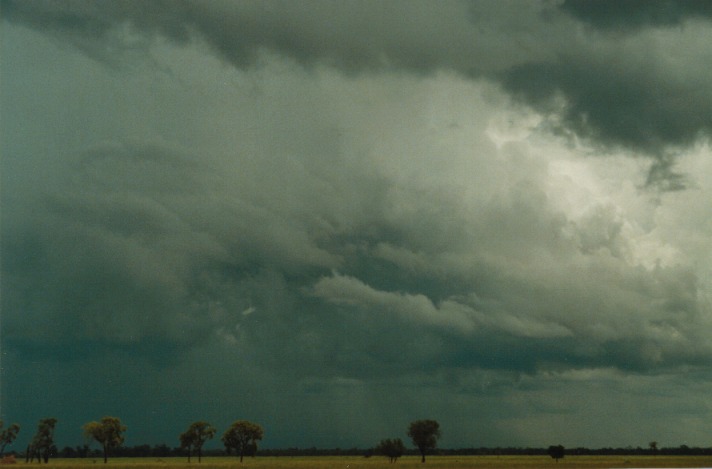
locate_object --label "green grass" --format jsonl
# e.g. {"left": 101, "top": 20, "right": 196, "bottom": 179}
{"left": 17, "top": 455, "right": 712, "bottom": 469}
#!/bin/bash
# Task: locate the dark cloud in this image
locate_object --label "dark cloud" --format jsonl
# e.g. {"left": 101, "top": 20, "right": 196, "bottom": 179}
{"left": 560, "top": 0, "right": 712, "bottom": 30}
{"left": 499, "top": 57, "right": 712, "bottom": 186}
{"left": 5, "top": 0, "right": 712, "bottom": 188}
{"left": 0, "top": 0, "right": 479, "bottom": 72}
{"left": 1, "top": 137, "right": 348, "bottom": 357}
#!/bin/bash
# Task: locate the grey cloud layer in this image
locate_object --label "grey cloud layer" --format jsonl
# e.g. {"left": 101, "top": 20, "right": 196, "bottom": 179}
{"left": 4, "top": 97, "right": 708, "bottom": 376}
{"left": 5, "top": 0, "right": 712, "bottom": 175}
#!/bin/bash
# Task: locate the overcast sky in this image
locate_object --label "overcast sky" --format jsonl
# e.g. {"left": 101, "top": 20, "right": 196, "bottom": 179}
{"left": 2, "top": 0, "right": 712, "bottom": 451}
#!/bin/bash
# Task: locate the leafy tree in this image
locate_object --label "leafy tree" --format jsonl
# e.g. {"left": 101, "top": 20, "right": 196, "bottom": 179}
{"left": 0, "top": 421, "right": 20, "bottom": 456}
{"left": 222, "top": 420, "right": 264, "bottom": 463}
{"left": 375, "top": 438, "right": 405, "bottom": 463}
{"left": 548, "top": 444, "right": 565, "bottom": 463}
{"left": 649, "top": 441, "right": 658, "bottom": 454}
{"left": 28, "top": 418, "right": 57, "bottom": 463}
{"left": 407, "top": 419, "right": 440, "bottom": 463}
{"left": 179, "top": 421, "right": 216, "bottom": 463}
{"left": 83, "top": 416, "right": 127, "bottom": 464}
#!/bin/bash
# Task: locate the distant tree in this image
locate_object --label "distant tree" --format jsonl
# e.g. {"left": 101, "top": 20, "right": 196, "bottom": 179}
{"left": 152, "top": 443, "right": 171, "bottom": 457}
{"left": 76, "top": 444, "right": 90, "bottom": 458}
{"left": 222, "top": 420, "right": 264, "bottom": 463}
{"left": 83, "top": 416, "right": 127, "bottom": 464}
{"left": 60, "top": 446, "right": 77, "bottom": 458}
{"left": 28, "top": 418, "right": 57, "bottom": 463}
{"left": 130, "top": 444, "right": 151, "bottom": 457}
{"left": 375, "top": 438, "right": 406, "bottom": 463}
{"left": 179, "top": 421, "right": 216, "bottom": 463}
{"left": 649, "top": 441, "right": 658, "bottom": 454}
{"left": 548, "top": 445, "right": 565, "bottom": 463}
{"left": 407, "top": 419, "right": 440, "bottom": 463}
{"left": 0, "top": 421, "right": 20, "bottom": 456}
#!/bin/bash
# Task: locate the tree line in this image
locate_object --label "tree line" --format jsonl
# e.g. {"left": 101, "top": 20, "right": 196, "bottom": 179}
{"left": 3, "top": 417, "right": 710, "bottom": 464}
{"left": 0, "top": 417, "right": 264, "bottom": 464}
{"left": 0, "top": 417, "right": 440, "bottom": 464}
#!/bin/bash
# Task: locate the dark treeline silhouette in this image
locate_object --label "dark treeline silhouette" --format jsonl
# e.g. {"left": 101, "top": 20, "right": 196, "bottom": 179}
{"left": 54, "top": 443, "right": 180, "bottom": 459}
{"left": 19, "top": 444, "right": 711, "bottom": 458}
{"left": 7, "top": 417, "right": 712, "bottom": 461}
{"left": 438, "top": 446, "right": 712, "bottom": 456}
{"left": 426, "top": 446, "right": 712, "bottom": 456}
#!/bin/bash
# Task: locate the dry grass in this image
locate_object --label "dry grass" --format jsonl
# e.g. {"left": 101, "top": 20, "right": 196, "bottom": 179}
{"left": 17, "top": 455, "right": 712, "bottom": 469}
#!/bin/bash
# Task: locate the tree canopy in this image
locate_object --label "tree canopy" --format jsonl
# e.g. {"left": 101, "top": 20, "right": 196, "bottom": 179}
{"left": 0, "top": 421, "right": 20, "bottom": 457}
{"left": 407, "top": 419, "right": 441, "bottom": 463}
{"left": 179, "top": 421, "right": 216, "bottom": 463}
{"left": 375, "top": 438, "right": 406, "bottom": 463}
{"left": 83, "top": 416, "right": 127, "bottom": 464}
{"left": 548, "top": 444, "right": 565, "bottom": 462}
{"left": 222, "top": 420, "right": 264, "bottom": 463}
{"left": 28, "top": 418, "right": 57, "bottom": 463}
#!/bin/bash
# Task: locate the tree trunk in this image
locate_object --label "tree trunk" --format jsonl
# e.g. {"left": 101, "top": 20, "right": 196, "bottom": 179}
{"left": 103, "top": 443, "right": 108, "bottom": 464}
{"left": 240, "top": 447, "right": 244, "bottom": 463}
{"left": 421, "top": 451, "right": 425, "bottom": 463}
{"left": 197, "top": 447, "right": 202, "bottom": 463}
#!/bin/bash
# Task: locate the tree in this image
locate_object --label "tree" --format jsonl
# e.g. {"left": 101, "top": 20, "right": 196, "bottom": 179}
{"left": 649, "top": 441, "right": 658, "bottom": 455}
{"left": 179, "top": 421, "right": 216, "bottom": 463}
{"left": 76, "top": 444, "right": 90, "bottom": 458}
{"left": 548, "top": 444, "right": 565, "bottom": 463}
{"left": 28, "top": 418, "right": 57, "bottom": 463}
{"left": 0, "top": 421, "right": 20, "bottom": 456}
{"left": 222, "top": 420, "right": 264, "bottom": 463}
{"left": 83, "top": 416, "right": 127, "bottom": 464}
{"left": 375, "top": 438, "right": 405, "bottom": 463}
{"left": 407, "top": 419, "right": 440, "bottom": 463}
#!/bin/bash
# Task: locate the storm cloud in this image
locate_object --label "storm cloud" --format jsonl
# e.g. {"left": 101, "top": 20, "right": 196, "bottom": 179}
{"left": 561, "top": 0, "right": 712, "bottom": 30}
{"left": 2, "top": 0, "right": 712, "bottom": 450}
{"left": 5, "top": 0, "right": 712, "bottom": 184}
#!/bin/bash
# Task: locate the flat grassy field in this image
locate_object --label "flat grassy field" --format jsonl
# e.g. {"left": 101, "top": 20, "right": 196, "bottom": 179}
{"left": 16, "top": 455, "right": 712, "bottom": 469}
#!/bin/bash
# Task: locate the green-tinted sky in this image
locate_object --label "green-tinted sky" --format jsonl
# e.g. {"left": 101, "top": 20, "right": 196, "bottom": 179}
{"left": 2, "top": 0, "right": 712, "bottom": 450}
